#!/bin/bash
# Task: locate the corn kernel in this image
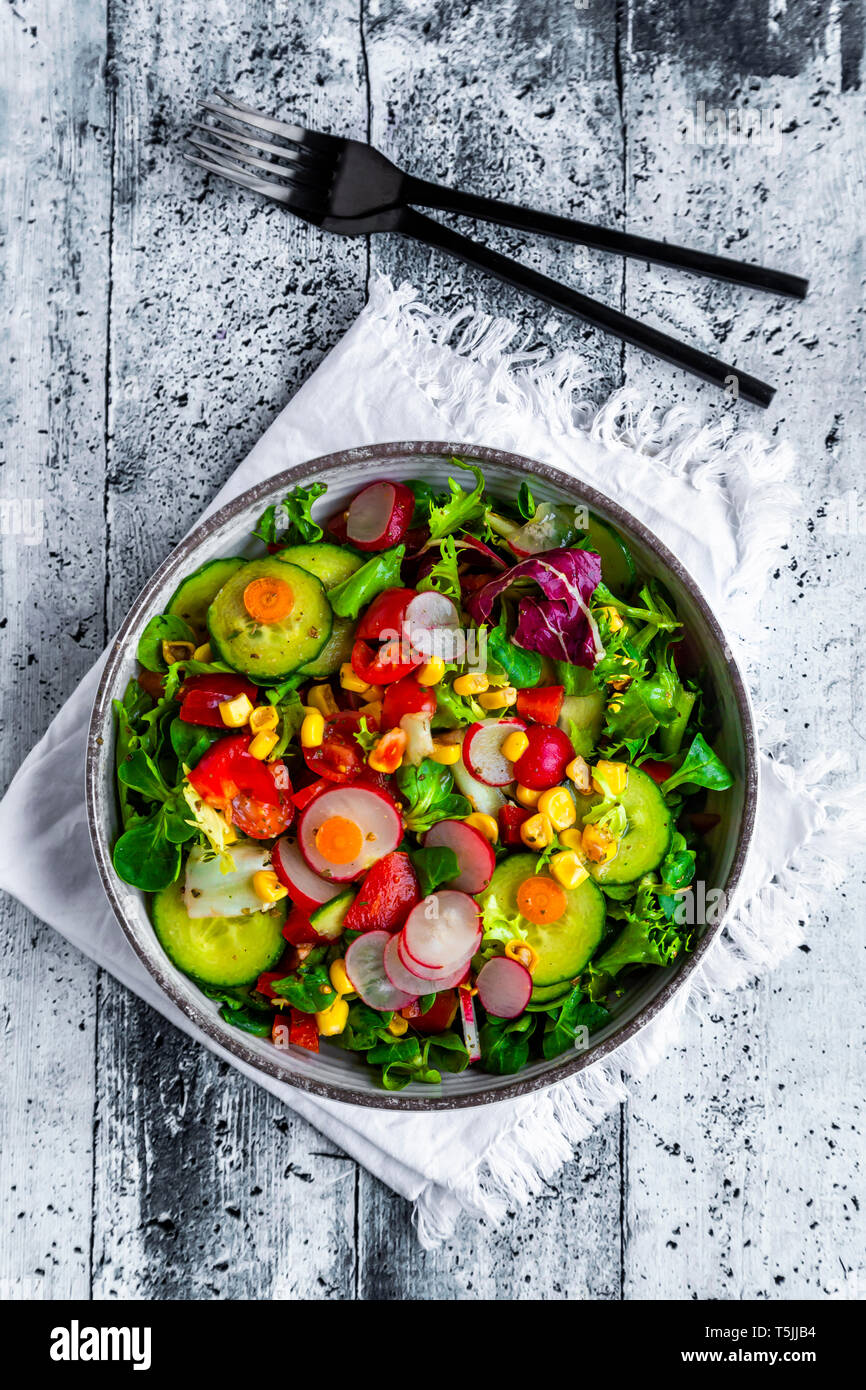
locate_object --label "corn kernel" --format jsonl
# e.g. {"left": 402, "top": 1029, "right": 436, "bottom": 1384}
{"left": 249, "top": 704, "right": 279, "bottom": 735}
{"left": 520, "top": 812, "right": 553, "bottom": 850}
{"left": 162, "top": 639, "right": 195, "bottom": 666}
{"left": 502, "top": 730, "right": 530, "bottom": 762}
{"left": 329, "top": 958, "right": 353, "bottom": 996}
{"left": 300, "top": 710, "right": 325, "bottom": 748}
{"left": 416, "top": 656, "right": 446, "bottom": 686}
{"left": 558, "top": 827, "right": 587, "bottom": 856}
{"left": 464, "top": 811, "right": 499, "bottom": 844}
{"left": 515, "top": 783, "right": 542, "bottom": 808}
{"left": 601, "top": 605, "right": 624, "bottom": 633}
{"left": 387, "top": 1014, "right": 409, "bottom": 1037}
{"left": 537, "top": 787, "right": 577, "bottom": 832}
{"left": 306, "top": 683, "right": 339, "bottom": 718}
{"left": 316, "top": 997, "right": 350, "bottom": 1037}
{"left": 505, "top": 939, "right": 539, "bottom": 972}
{"left": 252, "top": 869, "right": 288, "bottom": 904}
{"left": 249, "top": 730, "right": 279, "bottom": 761}
{"left": 358, "top": 699, "right": 383, "bottom": 724}
{"left": 549, "top": 850, "right": 589, "bottom": 890}
{"left": 430, "top": 741, "right": 460, "bottom": 765}
{"left": 582, "top": 823, "right": 616, "bottom": 863}
{"left": 193, "top": 641, "right": 213, "bottom": 662}
{"left": 478, "top": 686, "right": 517, "bottom": 711}
{"left": 566, "top": 755, "right": 592, "bottom": 793}
{"left": 453, "top": 672, "right": 489, "bottom": 697}
{"left": 592, "top": 760, "right": 628, "bottom": 797}
{"left": 339, "top": 662, "right": 371, "bottom": 694}
{"left": 609, "top": 701, "right": 622, "bottom": 714}
{"left": 219, "top": 692, "right": 254, "bottom": 728}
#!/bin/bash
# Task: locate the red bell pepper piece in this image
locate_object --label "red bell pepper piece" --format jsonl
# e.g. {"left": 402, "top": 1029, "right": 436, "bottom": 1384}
{"left": 343, "top": 850, "right": 420, "bottom": 934}
{"left": 357, "top": 588, "right": 417, "bottom": 643}
{"left": 179, "top": 673, "right": 259, "bottom": 728}
{"left": 515, "top": 685, "right": 565, "bottom": 726}
{"left": 188, "top": 732, "right": 281, "bottom": 807}
{"left": 382, "top": 673, "right": 436, "bottom": 728}
{"left": 281, "top": 905, "right": 324, "bottom": 946}
{"left": 641, "top": 759, "right": 674, "bottom": 786}
{"left": 291, "top": 777, "right": 332, "bottom": 811}
{"left": 289, "top": 1009, "right": 319, "bottom": 1052}
{"left": 351, "top": 636, "right": 421, "bottom": 686}
{"left": 498, "top": 802, "right": 532, "bottom": 846}
{"left": 408, "top": 989, "right": 459, "bottom": 1035}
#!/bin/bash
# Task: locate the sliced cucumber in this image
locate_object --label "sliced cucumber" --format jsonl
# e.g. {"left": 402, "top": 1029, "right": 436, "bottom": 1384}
{"left": 526, "top": 979, "right": 573, "bottom": 1012}
{"left": 276, "top": 544, "right": 359, "bottom": 677}
{"left": 208, "top": 557, "right": 332, "bottom": 683}
{"left": 559, "top": 690, "right": 605, "bottom": 760}
{"left": 583, "top": 515, "right": 636, "bottom": 595}
{"left": 585, "top": 765, "right": 672, "bottom": 886}
{"left": 310, "top": 888, "right": 355, "bottom": 941}
{"left": 151, "top": 877, "right": 286, "bottom": 987}
{"left": 167, "top": 556, "right": 246, "bottom": 637}
{"left": 478, "top": 853, "right": 606, "bottom": 989}
{"left": 278, "top": 542, "right": 362, "bottom": 590}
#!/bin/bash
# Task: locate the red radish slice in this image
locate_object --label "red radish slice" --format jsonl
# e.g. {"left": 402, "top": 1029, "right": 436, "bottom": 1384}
{"left": 452, "top": 742, "right": 507, "bottom": 818}
{"left": 476, "top": 956, "right": 533, "bottom": 1019}
{"left": 345, "top": 931, "right": 417, "bottom": 1012}
{"left": 403, "top": 591, "right": 461, "bottom": 663}
{"left": 384, "top": 933, "right": 436, "bottom": 995}
{"left": 272, "top": 837, "right": 342, "bottom": 912}
{"left": 457, "top": 988, "right": 481, "bottom": 1062}
{"left": 394, "top": 933, "right": 473, "bottom": 989}
{"left": 423, "top": 818, "right": 496, "bottom": 893}
{"left": 463, "top": 718, "right": 527, "bottom": 787}
{"left": 346, "top": 480, "right": 414, "bottom": 552}
{"left": 298, "top": 784, "right": 402, "bottom": 883}
{"left": 402, "top": 891, "right": 481, "bottom": 973}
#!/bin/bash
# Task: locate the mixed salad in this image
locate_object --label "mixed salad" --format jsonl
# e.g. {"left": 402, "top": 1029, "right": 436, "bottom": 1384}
{"left": 112, "top": 461, "right": 734, "bottom": 1091}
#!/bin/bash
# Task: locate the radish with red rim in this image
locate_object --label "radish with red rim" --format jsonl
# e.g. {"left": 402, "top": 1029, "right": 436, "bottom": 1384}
{"left": 345, "top": 931, "right": 418, "bottom": 1012}
{"left": 457, "top": 988, "right": 481, "bottom": 1062}
{"left": 463, "top": 717, "right": 527, "bottom": 788}
{"left": 476, "top": 956, "right": 533, "bottom": 1019}
{"left": 272, "top": 837, "right": 342, "bottom": 913}
{"left": 451, "top": 742, "right": 507, "bottom": 818}
{"left": 346, "top": 480, "right": 414, "bottom": 552}
{"left": 402, "top": 591, "right": 461, "bottom": 663}
{"left": 394, "top": 933, "right": 473, "bottom": 989}
{"left": 297, "top": 784, "right": 402, "bottom": 882}
{"left": 401, "top": 890, "right": 481, "bottom": 973}
{"left": 423, "top": 818, "right": 496, "bottom": 893}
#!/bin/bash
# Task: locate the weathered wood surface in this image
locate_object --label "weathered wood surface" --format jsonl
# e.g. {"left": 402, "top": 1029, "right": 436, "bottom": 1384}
{"left": 1, "top": 0, "right": 863, "bottom": 1300}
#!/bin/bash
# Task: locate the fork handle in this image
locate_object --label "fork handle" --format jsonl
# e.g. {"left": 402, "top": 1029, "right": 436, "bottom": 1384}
{"left": 404, "top": 178, "right": 808, "bottom": 301}
{"left": 396, "top": 207, "right": 774, "bottom": 407}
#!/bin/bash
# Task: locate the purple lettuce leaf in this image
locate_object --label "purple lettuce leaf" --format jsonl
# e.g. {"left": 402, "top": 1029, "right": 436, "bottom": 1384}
{"left": 467, "top": 547, "right": 604, "bottom": 668}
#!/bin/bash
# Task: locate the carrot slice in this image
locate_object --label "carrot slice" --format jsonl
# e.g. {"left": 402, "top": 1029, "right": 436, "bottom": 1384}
{"left": 243, "top": 575, "right": 294, "bottom": 624}
{"left": 315, "top": 815, "right": 363, "bottom": 866}
{"left": 516, "top": 875, "right": 568, "bottom": 925}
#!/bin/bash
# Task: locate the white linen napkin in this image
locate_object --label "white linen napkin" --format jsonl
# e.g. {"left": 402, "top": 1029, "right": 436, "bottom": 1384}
{"left": 1, "top": 276, "right": 860, "bottom": 1246}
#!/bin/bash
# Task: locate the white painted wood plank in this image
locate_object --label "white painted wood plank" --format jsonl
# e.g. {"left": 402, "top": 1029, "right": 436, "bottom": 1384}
{"left": 0, "top": 0, "right": 111, "bottom": 1299}
{"left": 619, "top": 6, "right": 866, "bottom": 1298}
{"left": 90, "top": 0, "right": 368, "bottom": 1298}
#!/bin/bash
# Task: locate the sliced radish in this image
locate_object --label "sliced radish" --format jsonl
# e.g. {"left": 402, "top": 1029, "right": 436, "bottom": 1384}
{"left": 297, "top": 784, "right": 402, "bottom": 882}
{"left": 345, "top": 931, "right": 418, "bottom": 1011}
{"left": 457, "top": 987, "right": 481, "bottom": 1062}
{"left": 346, "top": 480, "right": 414, "bottom": 551}
{"left": 184, "top": 843, "right": 272, "bottom": 919}
{"left": 402, "top": 891, "right": 481, "bottom": 973}
{"left": 403, "top": 590, "right": 461, "bottom": 663}
{"left": 476, "top": 956, "right": 533, "bottom": 1019}
{"left": 463, "top": 718, "right": 527, "bottom": 787}
{"left": 452, "top": 742, "right": 507, "bottom": 817}
{"left": 395, "top": 933, "right": 473, "bottom": 989}
{"left": 272, "top": 837, "right": 342, "bottom": 913}
{"left": 423, "top": 818, "right": 496, "bottom": 893}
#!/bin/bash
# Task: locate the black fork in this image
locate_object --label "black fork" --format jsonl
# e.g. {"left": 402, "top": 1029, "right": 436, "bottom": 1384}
{"left": 187, "top": 92, "right": 806, "bottom": 407}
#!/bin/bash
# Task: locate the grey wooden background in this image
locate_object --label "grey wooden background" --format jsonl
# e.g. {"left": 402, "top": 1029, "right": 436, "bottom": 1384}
{"left": 1, "top": 0, "right": 863, "bottom": 1300}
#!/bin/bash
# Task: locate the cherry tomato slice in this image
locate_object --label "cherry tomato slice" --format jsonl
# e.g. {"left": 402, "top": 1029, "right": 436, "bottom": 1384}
{"left": 230, "top": 759, "right": 293, "bottom": 840}
{"left": 351, "top": 637, "right": 421, "bottom": 686}
{"left": 357, "top": 588, "right": 417, "bottom": 643}
{"left": 302, "top": 711, "right": 374, "bottom": 784}
{"left": 382, "top": 673, "right": 436, "bottom": 728}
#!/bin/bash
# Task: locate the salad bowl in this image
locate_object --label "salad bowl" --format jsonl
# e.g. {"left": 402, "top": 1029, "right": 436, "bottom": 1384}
{"left": 86, "top": 441, "right": 757, "bottom": 1110}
